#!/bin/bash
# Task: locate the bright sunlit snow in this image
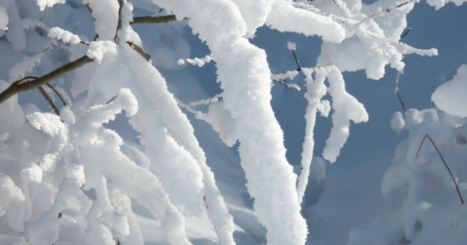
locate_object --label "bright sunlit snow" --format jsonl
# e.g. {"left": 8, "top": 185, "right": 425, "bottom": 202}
{"left": 0, "top": 0, "right": 466, "bottom": 245}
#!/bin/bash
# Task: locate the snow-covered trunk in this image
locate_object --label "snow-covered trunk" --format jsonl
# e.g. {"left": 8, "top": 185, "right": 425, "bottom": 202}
{"left": 154, "top": 0, "right": 309, "bottom": 243}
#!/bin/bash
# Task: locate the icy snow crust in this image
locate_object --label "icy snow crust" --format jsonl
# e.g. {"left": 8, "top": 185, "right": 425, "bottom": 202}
{"left": 0, "top": 0, "right": 465, "bottom": 244}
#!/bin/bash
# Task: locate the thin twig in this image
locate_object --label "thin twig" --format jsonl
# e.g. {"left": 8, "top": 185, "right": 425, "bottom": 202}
{"left": 396, "top": 89, "right": 406, "bottom": 112}
{"left": 273, "top": 79, "right": 291, "bottom": 87}
{"left": 127, "top": 41, "right": 150, "bottom": 61}
{"left": 395, "top": 72, "right": 406, "bottom": 112}
{"left": 416, "top": 134, "right": 464, "bottom": 204}
{"left": 189, "top": 92, "right": 223, "bottom": 107}
{"left": 46, "top": 83, "right": 67, "bottom": 106}
{"left": 362, "top": 0, "right": 417, "bottom": 22}
{"left": 0, "top": 55, "right": 94, "bottom": 104}
{"left": 114, "top": 0, "right": 124, "bottom": 43}
{"left": 130, "top": 15, "right": 184, "bottom": 25}
{"left": 85, "top": 4, "right": 95, "bottom": 22}
{"left": 292, "top": 49, "right": 302, "bottom": 71}
{"left": 38, "top": 86, "right": 60, "bottom": 115}
{"left": 332, "top": 0, "right": 345, "bottom": 12}
{"left": 203, "top": 196, "right": 220, "bottom": 241}
{"left": 400, "top": 28, "right": 411, "bottom": 39}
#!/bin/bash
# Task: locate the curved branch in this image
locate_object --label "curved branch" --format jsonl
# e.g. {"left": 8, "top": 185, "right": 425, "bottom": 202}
{"left": 46, "top": 83, "right": 67, "bottom": 106}
{"left": 0, "top": 55, "right": 94, "bottom": 104}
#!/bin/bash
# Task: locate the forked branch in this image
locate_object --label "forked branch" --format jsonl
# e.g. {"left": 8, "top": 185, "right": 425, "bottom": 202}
{"left": 0, "top": 55, "right": 94, "bottom": 104}
{"left": 0, "top": 8, "right": 184, "bottom": 105}
{"left": 416, "top": 134, "right": 464, "bottom": 204}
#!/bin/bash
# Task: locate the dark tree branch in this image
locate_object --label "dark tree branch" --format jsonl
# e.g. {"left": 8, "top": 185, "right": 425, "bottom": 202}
{"left": 38, "top": 86, "right": 60, "bottom": 115}
{"left": 416, "top": 134, "right": 464, "bottom": 204}
{"left": 127, "top": 41, "right": 151, "bottom": 61}
{"left": 0, "top": 9, "right": 186, "bottom": 105}
{"left": 85, "top": 4, "right": 95, "bottom": 22}
{"left": 0, "top": 55, "right": 94, "bottom": 104}
{"left": 400, "top": 28, "right": 411, "bottom": 39}
{"left": 46, "top": 83, "right": 67, "bottom": 106}
{"left": 273, "top": 79, "right": 291, "bottom": 87}
{"left": 130, "top": 15, "right": 183, "bottom": 25}
{"left": 395, "top": 72, "right": 406, "bottom": 112}
{"left": 396, "top": 89, "right": 406, "bottom": 112}
{"left": 114, "top": 0, "right": 124, "bottom": 43}
{"left": 332, "top": 0, "right": 345, "bottom": 12}
{"left": 291, "top": 49, "right": 302, "bottom": 71}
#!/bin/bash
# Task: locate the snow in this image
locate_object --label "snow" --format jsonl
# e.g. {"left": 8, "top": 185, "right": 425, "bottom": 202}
{"left": 432, "top": 64, "right": 467, "bottom": 118}
{"left": 391, "top": 111, "right": 406, "bottom": 134}
{"left": 322, "top": 66, "right": 368, "bottom": 163}
{"left": 178, "top": 55, "right": 213, "bottom": 67}
{"left": 0, "top": 0, "right": 466, "bottom": 245}
{"left": 35, "top": 0, "right": 65, "bottom": 11}
{"left": 287, "top": 41, "right": 296, "bottom": 51}
{"left": 8, "top": 52, "right": 44, "bottom": 81}
{"left": 48, "top": 27, "right": 82, "bottom": 44}
{"left": 86, "top": 41, "right": 117, "bottom": 62}
{"left": 0, "top": 6, "right": 8, "bottom": 30}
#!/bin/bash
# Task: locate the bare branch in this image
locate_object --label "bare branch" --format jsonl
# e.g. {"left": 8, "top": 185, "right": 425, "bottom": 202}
{"left": 332, "top": 0, "right": 345, "bottom": 12}
{"left": 273, "top": 79, "right": 290, "bottom": 87}
{"left": 46, "top": 83, "right": 67, "bottom": 106}
{"left": 291, "top": 49, "right": 302, "bottom": 71}
{"left": 396, "top": 89, "right": 406, "bottom": 112}
{"left": 38, "top": 86, "right": 60, "bottom": 115}
{"left": 85, "top": 4, "right": 95, "bottom": 22}
{"left": 130, "top": 15, "right": 188, "bottom": 25}
{"left": 0, "top": 55, "right": 94, "bottom": 104}
{"left": 416, "top": 134, "right": 464, "bottom": 204}
{"left": 400, "top": 28, "right": 411, "bottom": 39}
{"left": 395, "top": 72, "right": 406, "bottom": 112}
{"left": 127, "top": 41, "right": 151, "bottom": 61}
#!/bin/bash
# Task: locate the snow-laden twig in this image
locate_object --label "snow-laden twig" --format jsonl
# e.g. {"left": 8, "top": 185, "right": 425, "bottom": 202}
{"left": 272, "top": 79, "right": 301, "bottom": 91}
{"left": 395, "top": 72, "right": 407, "bottom": 112}
{"left": 48, "top": 27, "right": 85, "bottom": 45}
{"left": 22, "top": 18, "right": 50, "bottom": 31}
{"left": 292, "top": 2, "right": 358, "bottom": 24}
{"left": 189, "top": 92, "right": 223, "bottom": 107}
{"left": 361, "top": 0, "right": 419, "bottom": 23}
{"left": 178, "top": 55, "right": 213, "bottom": 67}
{"left": 175, "top": 97, "right": 204, "bottom": 115}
